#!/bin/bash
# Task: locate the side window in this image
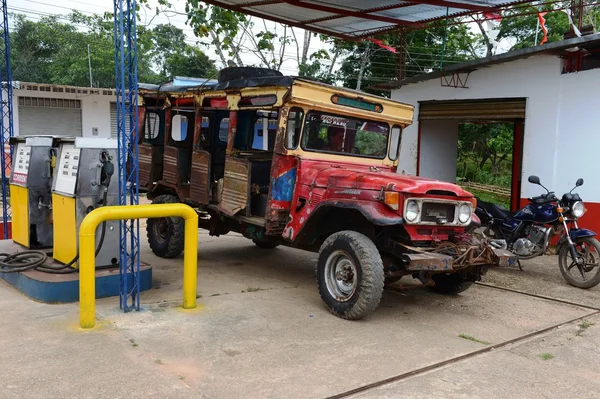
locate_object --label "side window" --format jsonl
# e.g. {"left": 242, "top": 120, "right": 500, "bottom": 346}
{"left": 388, "top": 125, "right": 402, "bottom": 161}
{"left": 145, "top": 112, "right": 160, "bottom": 141}
{"left": 285, "top": 107, "right": 304, "bottom": 149}
{"left": 252, "top": 110, "right": 279, "bottom": 151}
{"left": 218, "top": 118, "right": 229, "bottom": 142}
{"left": 171, "top": 114, "right": 188, "bottom": 142}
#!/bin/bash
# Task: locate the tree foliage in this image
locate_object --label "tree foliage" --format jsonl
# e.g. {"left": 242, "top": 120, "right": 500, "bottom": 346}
{"left": 10, "top": 12, "right": 216, "bottom": 87}
{"left": 457, "top": 123, "right": 514, "bottom": 187}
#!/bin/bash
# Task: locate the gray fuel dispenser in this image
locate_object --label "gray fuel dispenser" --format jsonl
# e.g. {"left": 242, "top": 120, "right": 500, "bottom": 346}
{"left": 9, "top": 136, "right": 57, "bottom": 248}
{"left": 51, "top": 137, "right": 119, "bottom": 268}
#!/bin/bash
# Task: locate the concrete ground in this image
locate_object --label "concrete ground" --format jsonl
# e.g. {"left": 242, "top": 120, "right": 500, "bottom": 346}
{"left": 2, "top": 230, "right": 600, "bottom": 399}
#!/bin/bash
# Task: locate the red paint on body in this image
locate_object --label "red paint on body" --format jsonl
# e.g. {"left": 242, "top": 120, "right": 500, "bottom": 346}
{"left": 283, "top": 158, "right": 474, "bottom": 242}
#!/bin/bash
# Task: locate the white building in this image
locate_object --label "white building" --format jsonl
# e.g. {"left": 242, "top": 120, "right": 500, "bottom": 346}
{"left": 10, "top": 76, "right": 214, "bottom": 139}
{"left": 385, "top": 33, "right": 600, "bottom": 233}
{"left": 13, "top": 82, "right": 118, "bottom": 138}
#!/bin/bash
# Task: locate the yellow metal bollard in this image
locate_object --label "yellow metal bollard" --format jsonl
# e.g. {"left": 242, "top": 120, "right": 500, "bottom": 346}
{"left": 79, "top": 204, "right": 198, "bottom": 328}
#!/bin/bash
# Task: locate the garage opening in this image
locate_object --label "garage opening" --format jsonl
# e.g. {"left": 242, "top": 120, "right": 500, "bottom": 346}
{"left": 18, "top": 96, "right": 82, "bottom": 137}
{"left": 417, "top": 98, "right": 526, "bottom": 211}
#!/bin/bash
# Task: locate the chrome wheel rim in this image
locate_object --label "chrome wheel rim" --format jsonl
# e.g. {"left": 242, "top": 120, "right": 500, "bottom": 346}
{"left": 324, "top": 250, "right": 358, "bottom": 302}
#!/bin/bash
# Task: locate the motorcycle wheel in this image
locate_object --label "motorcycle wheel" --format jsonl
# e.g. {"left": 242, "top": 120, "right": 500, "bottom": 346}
{"left": 558, "top": 237, "right": 600, "bottom": 289}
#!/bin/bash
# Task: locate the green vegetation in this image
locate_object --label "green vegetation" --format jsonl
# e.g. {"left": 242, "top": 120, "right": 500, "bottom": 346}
{"left": 576, "top": 320, "right": 595, "bottom": 336}
{"left": 539, "top": 353, "right": 554, "bottom": 361}
{"left": 457, "top": 123, "right": 513, "bottom": 188}
{"left": 10, "top": 12, "right": 217, "bottom": 87}
{"left": 458, "top": 333, "right": 490, "bottom": 345}
{"left": 464, "top": 188, "right": 511, "bottom": 210}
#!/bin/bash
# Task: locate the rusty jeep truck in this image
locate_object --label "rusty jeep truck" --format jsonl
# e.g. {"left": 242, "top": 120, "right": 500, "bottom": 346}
{"left": 137, "top": 68, "right": 514, "bottom": 320}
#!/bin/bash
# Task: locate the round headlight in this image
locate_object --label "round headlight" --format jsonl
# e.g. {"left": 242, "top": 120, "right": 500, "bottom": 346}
{"left": 458, "top": 203, "right": 472, "bottom": 224}
{"left": 572, "top": 201, "right": 585, "bottom": 218}
{"left": 405, "top": 200, "right": 420, "bottom": 222}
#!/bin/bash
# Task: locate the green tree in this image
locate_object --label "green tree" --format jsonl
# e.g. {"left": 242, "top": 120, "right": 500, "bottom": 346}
{"left": 164, "top": 46, "right": 217, "bottom": 78}
{"left": 497, "top": 3, "right": 571, "bottom": 50}
{"left": 336, "top": 23, "right": 480, "bottom": 95}
{"left": 10, "top": 12, "right": 216, "bottom": 86}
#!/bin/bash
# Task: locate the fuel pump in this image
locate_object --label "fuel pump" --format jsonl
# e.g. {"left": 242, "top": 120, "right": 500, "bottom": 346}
{"left": 9, "top": 136, "right": 57, "bottom": 248}
{"left": 51, "top": 138, "right": 119, "bottom": 269}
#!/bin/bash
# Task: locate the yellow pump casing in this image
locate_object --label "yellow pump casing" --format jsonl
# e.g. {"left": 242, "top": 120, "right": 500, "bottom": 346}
{"left": 10, "top": 185, "right": 29, "bottom": 247}
{"left": 51, "top": 193, "right": 77, "bottom": 265}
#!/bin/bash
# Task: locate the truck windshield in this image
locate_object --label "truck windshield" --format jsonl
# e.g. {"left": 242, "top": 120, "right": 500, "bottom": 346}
{"left": 301, "top": 111, "right": 389, "bottom": 158}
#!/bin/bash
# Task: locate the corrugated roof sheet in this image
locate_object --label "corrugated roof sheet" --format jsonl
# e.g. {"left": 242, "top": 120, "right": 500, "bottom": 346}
{"left": 201, "top": 0, "right": 534, "bottom": 39}
{"left": 375, "top": 33, "right": 600, "bottom": 89}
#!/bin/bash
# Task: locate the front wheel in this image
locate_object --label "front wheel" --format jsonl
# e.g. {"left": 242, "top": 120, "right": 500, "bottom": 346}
{"left": 558, "top": 237, "right": 600, "bottom": 289}
{"left": 316, "top": 231, "right": 384, "bottom": 320}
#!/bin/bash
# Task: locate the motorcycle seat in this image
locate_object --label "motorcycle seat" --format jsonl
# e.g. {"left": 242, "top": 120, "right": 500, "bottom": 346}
{"left": 476, "top": 198, "right": 514, "bottom": 219}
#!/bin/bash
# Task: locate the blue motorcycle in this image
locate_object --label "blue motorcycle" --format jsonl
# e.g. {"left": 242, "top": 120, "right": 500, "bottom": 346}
{"left": 470, "top": 175, "right": 600, "bottom": 289}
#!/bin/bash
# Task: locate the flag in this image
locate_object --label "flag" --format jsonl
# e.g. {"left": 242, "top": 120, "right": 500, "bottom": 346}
{"left": 483, "top": 12, "right": 503, "bottom": 49}
{"left": 483, "top": 12, "right": 502, "bottom": 23}
{"left": 562, "top": 9, "right": 582, "bottom": 37}
{"left": 366, "top": 38, "right": 397, "bottom": 54}
{"left": 538, "top": 12, "right": 548, "bottom": 45}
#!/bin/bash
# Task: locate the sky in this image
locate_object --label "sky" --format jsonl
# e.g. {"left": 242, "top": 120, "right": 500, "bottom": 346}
{"left": 8, "top": 0, "right": 334, "bottom": 76}
{"left": 9, "top": 0, "right": 518, "bottom": 80}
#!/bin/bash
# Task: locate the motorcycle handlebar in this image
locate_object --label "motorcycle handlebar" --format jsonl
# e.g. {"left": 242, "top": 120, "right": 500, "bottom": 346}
{"left": 529, "top": 193, "right": 558, "bottom": 204}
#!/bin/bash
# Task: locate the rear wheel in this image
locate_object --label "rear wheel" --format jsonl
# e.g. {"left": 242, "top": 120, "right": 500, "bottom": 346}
{"left": 146, "top": 194, "right": 185, "bottom": 258}
{"left": 558, "top": 237, "right": 600, "bottom": 289}
{"left": 316, "top": 231, "right": 384, "bottom": 320}
{"left": 429, "top": 272, "right": 474, "bottom": 295}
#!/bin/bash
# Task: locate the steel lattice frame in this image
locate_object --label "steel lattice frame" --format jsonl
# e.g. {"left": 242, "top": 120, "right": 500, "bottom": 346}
{"left": 113, "top": 0, "right": 140, "bottom": 312}
{"left": 0, "top": 0, "right": 13, "bottom": 239}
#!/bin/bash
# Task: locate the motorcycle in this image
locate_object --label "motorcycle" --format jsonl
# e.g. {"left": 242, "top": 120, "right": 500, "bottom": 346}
{"left": 469, "top": 175, "right": 600, "bottom": 289}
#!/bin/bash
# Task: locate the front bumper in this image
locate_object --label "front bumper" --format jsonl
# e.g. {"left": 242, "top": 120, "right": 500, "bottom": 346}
{"left": 400, "top": 243, "right": 518, "bottom": 272}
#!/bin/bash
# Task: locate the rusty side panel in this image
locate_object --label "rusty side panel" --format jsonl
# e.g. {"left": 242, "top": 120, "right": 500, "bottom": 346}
{"left": 265, "top": 153, "right": 297, "bottom": 235}
{"left": 190, "top": 150, "right": 211, "bottom": 204}
{"left": 162, "top": 146, "right": 178, "bottom": 185}
{"left": 218, "top": 157, "right": 249, "bottom": 216}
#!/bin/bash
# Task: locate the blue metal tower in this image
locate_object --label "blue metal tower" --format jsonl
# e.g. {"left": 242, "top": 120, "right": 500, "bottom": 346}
{"left": 0, "top": 0, "right": 13, "bottom": 239}
{"left": 113, "top": 0, "right": 140, "bottom": 312}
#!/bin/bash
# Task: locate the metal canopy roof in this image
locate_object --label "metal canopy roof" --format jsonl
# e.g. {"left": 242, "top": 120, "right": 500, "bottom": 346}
{"left": 375, "top": 33, "right": 600, "bottom": 89}
{"left": 201, "top": 0, "right": 532, "bottom": 39}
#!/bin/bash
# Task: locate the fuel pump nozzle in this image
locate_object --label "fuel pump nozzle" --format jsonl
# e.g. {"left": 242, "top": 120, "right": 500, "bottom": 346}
{"left": 99, "top": 150, "right": 114, "bottom": 190}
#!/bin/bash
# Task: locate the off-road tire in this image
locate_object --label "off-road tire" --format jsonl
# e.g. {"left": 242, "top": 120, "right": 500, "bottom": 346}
{"left": 146, "top": 194, "right": 185, "bottom": 258}
{"left": 558, "top": 237, "right": 600, "bottom": 289}
{"left": 429, "top": 272, "right": 474, "bottom": 295}
{"left": 316, "top": 231, "right": 384, "bottom": 320}
{"left": 252, "top": 239, "right": 279, "bottom": 249}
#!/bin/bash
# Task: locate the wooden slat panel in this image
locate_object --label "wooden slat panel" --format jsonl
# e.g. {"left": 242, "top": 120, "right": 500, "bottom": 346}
{"left": 163, "top": 146, "right": 178, "bottom": 185}
{"left": 138, "top": 145, "right": 153, "bottom": 187}
{"left": 419, "top": 98, "right": 526, "bottom": 121}
{"left": 218, "top": 158, "right": 249, "bottom": 216}
{"left": 190, "top": 150, "right": 211, "bottom": 205}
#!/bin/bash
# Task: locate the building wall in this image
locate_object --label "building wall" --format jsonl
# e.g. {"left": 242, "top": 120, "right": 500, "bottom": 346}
{"left": 418, "top": 119, "right": 458, "bottom": 182}
{"left": 12, "top": 85, "right": 115, "bottom": 138}
{"left": 392, "top": 55, "right": 600, "bottom": 231}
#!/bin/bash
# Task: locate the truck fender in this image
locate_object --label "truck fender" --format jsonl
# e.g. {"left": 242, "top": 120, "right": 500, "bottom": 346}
{"left": 309, "top": 199, "right": 403, "bottom": 226}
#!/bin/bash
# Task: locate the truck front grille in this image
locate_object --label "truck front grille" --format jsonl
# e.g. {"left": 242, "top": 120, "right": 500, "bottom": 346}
{"left": 421, "top": 202, "right": 456, "bottom": 224}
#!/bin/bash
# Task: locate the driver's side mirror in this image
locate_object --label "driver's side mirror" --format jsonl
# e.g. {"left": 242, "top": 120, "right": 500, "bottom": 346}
{"left": 528, "top": 175, "right": 541, "bottom": 185}
{"left": 576, "top": 178, "right": 584, "bottom": 187}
